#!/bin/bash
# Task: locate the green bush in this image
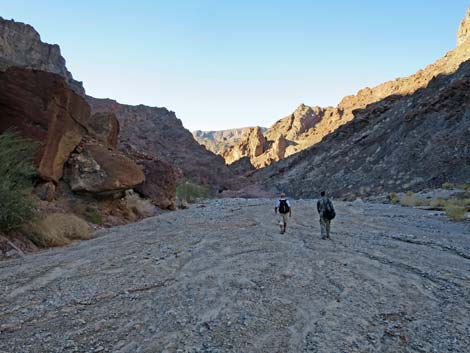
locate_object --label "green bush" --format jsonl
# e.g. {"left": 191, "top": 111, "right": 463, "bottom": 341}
{"left": 442, "top": 182, "right": 454, "bottom": 190}
{"left": 401, "top": 192, "right": 416, "bottom": 207}
{"left": 430, "top": 197, "right": 446, "bottom": 208}
{"left": 0, "top": 131, "right": 36, "bottom": 232}
{"left": 415, "top": 199, "right": 430, "bottom": 207}
{"left": 445, "top": 203, "right": 466, "bottom": 222}
{"left": 176, "top": 181, "right": 210, "bottom": 204}
{"left": 388, "top": 192, "right": 400, "bottom": 204}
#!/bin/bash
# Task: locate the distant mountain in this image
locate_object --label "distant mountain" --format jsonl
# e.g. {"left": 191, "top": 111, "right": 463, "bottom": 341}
{"left": 254, "top": 9, "right": 470, "bottom": 198}
{"left": 216, "top": 7, "right": 470, "bottom": 172}
{"left": 193, "top": 127, "right": 267, "bottom": 155}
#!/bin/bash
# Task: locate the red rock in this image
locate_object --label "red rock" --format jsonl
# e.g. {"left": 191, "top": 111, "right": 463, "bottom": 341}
{"left": 135, "top": 158, "right": 176, "bottom": 210}
{"left": 65, "top": 141, "right": 145, "bottom": 194}
{"left": 88, "top": 112, "right": 119, "bottom": 147}
{"left": 0, "top": 67, "right": 90, "bottom": 182}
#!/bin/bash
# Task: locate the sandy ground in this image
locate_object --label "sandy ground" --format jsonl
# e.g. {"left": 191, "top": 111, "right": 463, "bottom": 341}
{"left": 1, "top": 198, "right": 470, "bottom": 353}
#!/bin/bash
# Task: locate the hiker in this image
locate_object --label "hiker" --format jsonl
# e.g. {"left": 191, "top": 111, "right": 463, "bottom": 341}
{"left": 317, "top": 191, "right": 335, "bottom": 240}
{"left": 275, "top": 192, "right": 291, "bottom": 234}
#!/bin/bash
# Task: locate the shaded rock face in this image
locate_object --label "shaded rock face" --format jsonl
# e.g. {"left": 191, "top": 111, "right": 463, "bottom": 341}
{"left": 65, "top": 141, "right": 145, "bottom": 194}
{"left": 88, "top": 112, "right": 120, "bottom": 148}
{"left": 457, "top": 7, "right": 470, "bottom": 46}
{"left": 0, "top": 17, "right": 85, "bottom": 95}
{"left": 0, "top": 67, "right": 90, "bottom": 182}
{"left": 135, "top": 159, "right": 176, "bottom": 210}
{"left": 257, "top": 60, "right": 470, "bottom": 198}
{"left": 86, "top": 97, "right": 237, "bottom": 189}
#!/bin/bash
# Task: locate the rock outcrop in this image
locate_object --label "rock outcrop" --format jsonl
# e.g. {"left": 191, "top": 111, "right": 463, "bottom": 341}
{"left": 253, "top": 9, "right": 470, "bottom": 197}
{"left": 0, "top": 67, "right": 90, "bottom": 182}
{"left": 87, "top": 96, "right": 238, "bottom": 189}
{"left": 457, "top": 6, "right": 470, "bottom": 46}
{"left": 256, "top": 59, "right": 470, "bottom": 198}
{"left": 192, "top": 127, "right": 267, "bottom": 155}
{"left": 0, "top": 17, "right": 85, "bottom": 95}
{"left": 65, "top": 140, "right": 145, "bottom": 194}
{"left": 135, "top": 158, "right": 177, "bottom": 210}
{"left": 88, "top": 112, "right": 120, "bottom": 148}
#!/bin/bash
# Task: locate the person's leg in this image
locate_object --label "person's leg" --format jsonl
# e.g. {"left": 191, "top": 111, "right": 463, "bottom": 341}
{"left": 320, "top": 218, "right": 327, "bottom": 239}
{"left": 326, "top": 219, "right": 331, "bottom": 239}
{"left": 283, "top": 214, "right": 288, "bottom": 233}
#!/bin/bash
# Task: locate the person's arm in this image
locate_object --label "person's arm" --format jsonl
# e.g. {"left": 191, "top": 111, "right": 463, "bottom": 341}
{"left": 288, "top": 200, "right": 292, "bottom": 217}
{"left": 275, "top": 200, "right": 279, "bottom": 214}
{"left": 317, "top": 200, "right": 321, "bottom": 213}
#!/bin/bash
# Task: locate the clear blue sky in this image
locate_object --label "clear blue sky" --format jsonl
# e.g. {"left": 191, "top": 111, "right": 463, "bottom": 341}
{"left": 2, "top": 1, "right": 469, "bottom": 131}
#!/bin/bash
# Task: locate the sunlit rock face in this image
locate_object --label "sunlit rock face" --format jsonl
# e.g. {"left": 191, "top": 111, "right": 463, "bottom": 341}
{"left": 457, "top": 6, "right": 470, "bottom": 46}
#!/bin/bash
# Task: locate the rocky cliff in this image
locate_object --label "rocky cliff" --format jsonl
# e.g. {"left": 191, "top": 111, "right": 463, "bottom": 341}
{"left": 457, "top": 6, "right": 470, "bottom": 46}
{"left": 216, "top": 9, "right": 470, "bottom": 170}
{"left": 0, "top": 17, "right": 85, "bottom": 95}
{"left": 193, "top": 127, "right": 267, "bottom": 155}
{"left": 87, "top": 97, "right": 238, "bottom": 190}
{"left": 256, "top": 58, "right": 470, "bottom": 198}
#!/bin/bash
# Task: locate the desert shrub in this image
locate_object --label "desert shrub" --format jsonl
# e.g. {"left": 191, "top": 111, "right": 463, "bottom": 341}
{"left": 120, "top": 191, "right": 155, "bottom": 220}
{"left": 462, "top": 198, "right": 470, "bottom": 211}
{"left": 462, "top": 184, "right": 470, "bottom": 192}
{"left": 444, "top": 202, "right": 466, "bottom": 222}
{"left": 176, "top": 181, "right": 210, "bottom": 204}
{"left": 74, "top": 204, "right": 103, "bottom": 225}
{"left": 430, "top": 197, "right": 446, "bottom": 208}
{"left": 415, "top": 199, "right": 430, "bottom": 207}
{"left": 388, "top": 192, "right": 400, "bottom": 205}
{"left": 442, "top": 182, "right": 454, "bottom": 190}
{"left": 401, "top": 192, "right": 416, "bottom": 207}
{"left": 22, "top": 213, "right": 92, "bottom": 247}
{"left": 0, "top": 131, "right": 36, "bottom": 232}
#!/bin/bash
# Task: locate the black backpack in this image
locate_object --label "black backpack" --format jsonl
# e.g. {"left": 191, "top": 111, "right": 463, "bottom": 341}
{"left": 279, "top": 199, "right": 290, "bottom": 214}
{"left": 323, "top": 199, "right": 336, "bottom": 220}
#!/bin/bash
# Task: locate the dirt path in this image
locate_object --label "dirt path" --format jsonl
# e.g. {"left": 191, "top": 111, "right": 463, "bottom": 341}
{"left": 1, "top": 199, "right": 470, "bottom": 353}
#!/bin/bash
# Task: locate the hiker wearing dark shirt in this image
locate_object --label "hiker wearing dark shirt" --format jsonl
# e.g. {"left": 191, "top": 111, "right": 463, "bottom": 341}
{"left": 275, "top": 193, "right": 291, "bottom": 234}
{"left": 317, "top": 191, "right": 335, "bottom": 240}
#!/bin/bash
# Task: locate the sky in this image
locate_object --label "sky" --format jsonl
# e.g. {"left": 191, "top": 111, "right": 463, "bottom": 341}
{"left": 1, "top": 1, "right": 469, "bottom": 131}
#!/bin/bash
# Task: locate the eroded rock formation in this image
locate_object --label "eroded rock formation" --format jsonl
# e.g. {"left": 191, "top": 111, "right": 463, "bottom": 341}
{"left": 0, "top": 67, "right": 89, "bottom": 182}
{"left": 87, "top": 97, "right": 238, "bottom": 190}
{"left": 65, "top": 140, "right": 145, "bottom": 194}
{"left": 0, "top": 17, "right": 85, "bottom": 95}
{"left": 88, "top": 112, "right": 120, "bottom": 148}
{"left": 457, "top": 6, "right": 470, "bottom": 46}
{"left": 198, "top": 10, "right": 470, "bottom": 171}
{"left": 192, "top": 127, "right": 266, "bottom": 155}
{"left": 257, "top": 60, "right": 470, "bottom": 198}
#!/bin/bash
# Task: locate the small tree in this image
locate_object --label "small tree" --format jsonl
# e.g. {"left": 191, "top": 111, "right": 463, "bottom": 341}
{"left": 0, "top": 131, "right": 36, "bottom": 232}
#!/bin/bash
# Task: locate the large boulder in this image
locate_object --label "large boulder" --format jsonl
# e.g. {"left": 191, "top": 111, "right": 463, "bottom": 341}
{"left": 88, "top": 112, "right": 119, "bottom": 147}
{"left": 0, "top": 67, "right": 90, "bottom": 182}
{"left": 65, "top": 141, "right": 145, "bottom": 194}
{"left": 135, "top": 158, "right": 177, "bottom": 210}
